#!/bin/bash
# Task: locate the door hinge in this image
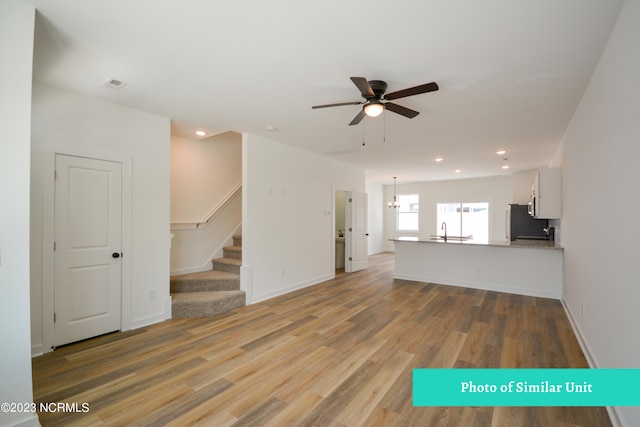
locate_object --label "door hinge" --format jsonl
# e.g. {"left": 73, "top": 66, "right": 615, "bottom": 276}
{"left": 349, "top": 257, "right": 353, "bottom": 261}
{"left": 54, "top": 169, "right": 57, "bottom": 180}
{"left": 53, "top": 312, "right": 56, "bottom": 323}
{"left": 53, "top": 241, "right": 56, "bottom": 251}
{"left": 348, "top": 227, "right": 352, "bottom": 232}
{"left": 349, "top": 198, "right": 352, "bottom": 202}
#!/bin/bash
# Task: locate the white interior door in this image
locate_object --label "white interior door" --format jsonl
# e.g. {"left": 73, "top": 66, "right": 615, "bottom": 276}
{"left": 54, "top": 154, "right": 122, "bottom": 347}
{"left": 346, "top": 191, "right": 368, "bottom": 272}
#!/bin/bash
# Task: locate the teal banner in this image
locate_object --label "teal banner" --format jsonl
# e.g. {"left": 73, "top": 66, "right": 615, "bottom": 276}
{"left": 413, "top": 368, "right": 640, "bottom": 406}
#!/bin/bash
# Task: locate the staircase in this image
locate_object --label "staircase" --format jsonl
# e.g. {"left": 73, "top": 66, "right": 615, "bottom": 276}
{"left": 171, "top": 235, "right": 245, "bottom": 318}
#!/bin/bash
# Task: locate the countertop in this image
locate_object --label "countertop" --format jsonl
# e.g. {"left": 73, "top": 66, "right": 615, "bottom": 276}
{"left": 390, "top": 236, "right": 563, "bottom": 250}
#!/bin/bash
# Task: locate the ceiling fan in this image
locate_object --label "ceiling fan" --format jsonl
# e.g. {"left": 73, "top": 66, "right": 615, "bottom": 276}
{"left": 312, "top": 77, "right": 439, "bottom": 126}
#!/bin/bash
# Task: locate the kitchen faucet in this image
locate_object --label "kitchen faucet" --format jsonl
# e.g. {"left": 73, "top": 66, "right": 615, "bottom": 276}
{"left": 441, "top": 222, "right": 447, "bottom": 242}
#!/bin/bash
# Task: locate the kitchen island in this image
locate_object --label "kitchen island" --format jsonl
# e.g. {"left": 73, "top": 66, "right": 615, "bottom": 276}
{"left": 390, "top": 237, "right": 563, "bottom": 299}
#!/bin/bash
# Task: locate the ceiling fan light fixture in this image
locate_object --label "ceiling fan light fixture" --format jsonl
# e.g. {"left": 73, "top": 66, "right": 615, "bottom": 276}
{"left": 364, "top": 102, "right": 384, "bottom": 118}
{"left": 312, "top": 77, "right": 438, "bottom": 126}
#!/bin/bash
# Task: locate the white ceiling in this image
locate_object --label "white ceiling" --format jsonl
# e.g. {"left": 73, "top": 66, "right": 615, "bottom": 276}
{"left": 24, "top": 0, "right": 624, "bottom": 185}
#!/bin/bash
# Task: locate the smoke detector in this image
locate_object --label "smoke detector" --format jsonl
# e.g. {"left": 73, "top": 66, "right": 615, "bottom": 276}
{"left": 101, "top": 77, "right": 128, "bottom": 91}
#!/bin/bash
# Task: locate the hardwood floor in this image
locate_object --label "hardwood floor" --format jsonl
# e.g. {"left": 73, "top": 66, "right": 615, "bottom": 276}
{"left": 32, "top": 253, "right": 612, "bottom": 426}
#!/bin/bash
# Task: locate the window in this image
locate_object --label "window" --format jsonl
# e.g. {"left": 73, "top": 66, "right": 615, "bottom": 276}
{"left": 437, "top": 202, "right": 489, "bottom": 243}
{"left": 397, "top": 194, "right": 419, "bottom": 231}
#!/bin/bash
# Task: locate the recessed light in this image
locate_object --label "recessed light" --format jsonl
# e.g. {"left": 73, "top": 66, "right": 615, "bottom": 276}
{"left": 434, "top": 157, "right": 444, "bottom": 162}
{"left": 502, "top": 165, "right": 510, "bottom": 170}
{"left": 266, "top": 125, "right": 277, "bottom": 132}
{"left": 496, "top": 150, "right": 506, "bottom": 155}
{"left": 195, "top": 130, "right": 207, "bottom": 136}
{"left": 455, "top": 169, "right": 462, "bottom": 173}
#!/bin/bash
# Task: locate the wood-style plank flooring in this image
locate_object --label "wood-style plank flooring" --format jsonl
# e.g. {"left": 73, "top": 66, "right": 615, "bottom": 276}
{"left": 32, "top": 253, "right": 612, "bottom": 426}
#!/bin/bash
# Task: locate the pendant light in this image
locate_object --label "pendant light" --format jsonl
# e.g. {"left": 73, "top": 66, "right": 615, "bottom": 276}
{"left": 388, "top": 177, "right": 400, "bottom": 208}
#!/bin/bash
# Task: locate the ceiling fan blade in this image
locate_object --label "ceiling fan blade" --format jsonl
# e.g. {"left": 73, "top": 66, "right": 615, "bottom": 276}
{"left": 350, "top": 77, "right": 375, "bottom": 98}
{"left": 383, "top": 82, "right": 439, "bottom": 101}
{"left": 348, "top": 110, "right": 366, "bottom": 126}
{"left": 312, "top": 101, "right": 362, "bottom": 109}
{"left": 385, "top": 102, "right": 420, "bottom": 119}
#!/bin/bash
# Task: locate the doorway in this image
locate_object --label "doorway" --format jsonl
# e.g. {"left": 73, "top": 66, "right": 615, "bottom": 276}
{"left": 53, "top": 154, "right": 123, "bottom": 347}
{"left": 334, "top": 190, "right": 347, "bottom": 272}
{"left": 333, "top": 189, "right": 369, "bottom": 273}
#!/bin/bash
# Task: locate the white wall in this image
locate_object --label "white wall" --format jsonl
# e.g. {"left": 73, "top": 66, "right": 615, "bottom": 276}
{"left": 170, "top": 132, "right": 241, "bottom": 221}
{"left": 242, "top": 134, "right": 365, "bottom": 303}
{"left": 557, "top": 1, "right": 639, "bottom": 425}
{"left": 170, "top": 132, "right": 242, "bottom": 274}
{"left": 383, "top": 175, "right": 513, "bottom": 251}
{"left": 0, "top": 2, "right": 39, "bottom": 426}
{"left": 170, "top": 195, "right": 241, "bottom": 274}
{"left": 30, "top": 82, "right": 171, "bottom": 354}
{"left": 511, "top": 169, "right": 537, "bottom": 204}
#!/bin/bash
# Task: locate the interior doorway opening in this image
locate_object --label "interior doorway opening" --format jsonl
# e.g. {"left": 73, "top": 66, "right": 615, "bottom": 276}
{"left": 334, "top": 190, "right": 347, "bottom": 273}
{"left": 333, "top": 189, "right": 368, "bottom": 274}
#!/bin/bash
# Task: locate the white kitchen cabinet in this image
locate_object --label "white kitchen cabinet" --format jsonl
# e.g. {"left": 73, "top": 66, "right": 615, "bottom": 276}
{"left": 532, "top": 167, "right": 561, "bottom": 219}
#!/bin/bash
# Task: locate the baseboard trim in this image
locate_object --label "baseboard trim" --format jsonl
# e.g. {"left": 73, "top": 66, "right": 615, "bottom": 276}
{"left": 31, "top": 344, "right": 43, "bottom": 358}
{"left": 240, "top": 265, "right": 253, "bottom": 303}
{"left": 164, "top": 295, "right": 172, "bottom": 320}
{"left": 250, "top": 274, "right": 333, "bottom": 304}
{"left": 129, "top": 312, "right": 167, "bottom": 330}
{"left": 560, "top": 296, "right": 597, "bottom": 367}
{"left": 560, "top": 297, "right": 623, "bottom": 427}
{"left": 393, "top": 273, "right": 561, "bottom": 300}
{"left": 4, "top": 413, "right": 40, "bottom": 427}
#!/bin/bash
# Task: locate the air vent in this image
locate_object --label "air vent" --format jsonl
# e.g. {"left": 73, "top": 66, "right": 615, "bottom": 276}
{"left": 101, "top": 77, "right": 128, "bottom": 91}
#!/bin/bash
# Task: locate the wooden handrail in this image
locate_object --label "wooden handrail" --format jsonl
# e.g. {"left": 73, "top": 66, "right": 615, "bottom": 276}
{"left": 170, "top": 182, "right": 241, "bottom": 230}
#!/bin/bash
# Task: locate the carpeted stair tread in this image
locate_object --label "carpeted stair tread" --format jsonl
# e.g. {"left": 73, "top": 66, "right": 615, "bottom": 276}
{"left": 170, "top": 269, "right": 240, "bottom": 293}
{"left": 171, "top": 234, "right": 244, "bottom": 318}
{"left": 213, "top": 257, "right": 241, "bottom": 265}
{"left": 172, "top": 291, "right": 246, "bottom": 318}
{"left": 171, "top": 269, "right": 238, "bottom": 282}
{"left": 172, "top": 290, "right": 243, "bottom": 303}
{"left": 223, "top": 245, "right": 242, "bottom": 260}
{"left": 212, "top": 257, "right": 241, "bottom": 274}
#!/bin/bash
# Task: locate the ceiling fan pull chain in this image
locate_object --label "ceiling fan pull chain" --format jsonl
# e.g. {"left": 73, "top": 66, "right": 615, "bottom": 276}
{"left": 384, "top": 110, "right": 386, "bottom": 142}
{"left": 362, "top": 120, "right": 366, "bottom": 146}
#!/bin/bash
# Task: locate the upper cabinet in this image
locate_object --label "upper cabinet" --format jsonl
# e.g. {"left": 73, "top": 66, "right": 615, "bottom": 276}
{"left": 530, "top": 167, "right": 562, "bottom": 219}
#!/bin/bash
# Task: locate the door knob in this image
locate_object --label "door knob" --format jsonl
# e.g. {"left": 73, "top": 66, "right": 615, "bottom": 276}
{"left": 112, "top": 252, "right": 121, "bottom": 259}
